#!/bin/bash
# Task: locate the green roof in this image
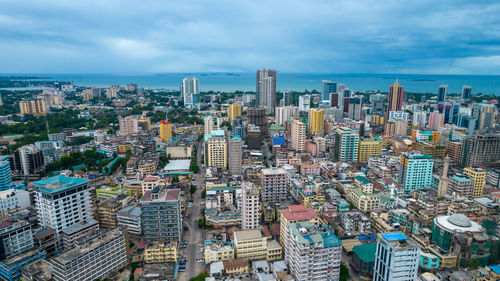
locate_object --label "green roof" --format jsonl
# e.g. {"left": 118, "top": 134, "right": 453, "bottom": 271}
{"left": 355, "top": 176, "right": 371, "bottom": 185}
{"left": 353, "top": 243, "right": 376, "bottom": 263}
{"left": 451, "top": 175, "right": 473, "bottom": 182}
{"left": 33, "top": 175, "right": 88, "bottom": 194}
{"left": 351, "top": 188, "right": 379, "bottom": 198}
{"left": 380, "top": 195, "right": 395, "bottom": 203}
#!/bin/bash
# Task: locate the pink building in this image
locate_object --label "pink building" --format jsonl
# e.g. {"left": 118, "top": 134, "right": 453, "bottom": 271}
{"left": 428, "top": 112, "right": 444, "bottom": 130}
{"left": 301, "top": 163, "right": 321, "bottom": 176}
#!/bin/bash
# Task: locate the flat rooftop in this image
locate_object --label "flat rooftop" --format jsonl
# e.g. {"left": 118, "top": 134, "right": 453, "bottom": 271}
{"left": 287, "top": 222, "right": 341, "bottom": 247}
{"left": 163, "top": 159, "right": 191, "bottom": 172}
{"left": 381, "top": 232, "right": 408, "bottom": 241}
{"left": 32, "top": 175, "right": 88, "bottom": 194}
{"left": 234, "top": 229, "right": 262, "bottom": 241}
{"left": 141, "top": 188, "right": 180, "bottom": 202}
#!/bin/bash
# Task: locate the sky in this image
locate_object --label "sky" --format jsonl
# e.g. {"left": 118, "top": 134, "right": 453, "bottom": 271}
{"left": 1, "top": 0, "right": 500, "bottom": 74}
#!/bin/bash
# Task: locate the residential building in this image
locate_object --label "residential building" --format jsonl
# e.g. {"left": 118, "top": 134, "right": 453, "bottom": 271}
{"left": 247, "top": 107, "right": 267, "bottom": 128}
{"left": 0, "top": 249, "right": 46, "bottom": 281}
{"left": 349, "top": 189, "right": 380, "bottom": 212}
{"left": 373, "top": 232, "right": 420, "bottom": 281}
{"left": 463, "top": 167, "right": 486, "bottom": 198}
{"left": 51, "top": 228, "right": 129, "bottom": 281}
{"left": 290, "top": 120, "right": 306, "bottom": 152}
{"left": 256, "top": 69, "right": 277, "bottom": 114}
{"left": 204, "top": 240, "right": 234, "bottom": 264}
{"left": 279, "top": 205, "right": 319, "bottom": 246}
{"left": 448, "top": 174, "right": 474, "bottom": 199}
{"left": 298, "top": 95, "right": 310, "bottom": 112}
{"left": 228, "top": 136, "right": 243, "bottom": 175}
{"left": 227, "top": 102, "right": 242, "bottom": 122}
{"left": 96, "top": 185, "right": 131, "bottom": 199}
{"left": 261, "top": 168, "right": 288, "bottom": 204}
{"left": 283, "top": 91, "right": 292, "bottom": 106}
{"left": 13, "top": 145, "right": 44, "bottom": 176}
{"left": 347, "top": 96, "right": 364, "bottom": 120}
{"left": 284, "top": 222, "right": 342, "bottom": 281}
{"left": 399, "top": 152, "right": 434, "bottom": 193}
{"left": 204, "top": 130, "right": 228, "bottom": 168}
{"left": 358, "top": 137, "right": 382, "bottom": 162}
{"left": 204, "top": 115, "right": 214, "bottom": 135}
{"left": 32, "top": 175, "right": 92, "bottom": 233}
{"left": 461, "top": 132, "right": 500, "bottom": 168}
{"left": 350, "top": 243, "right": 376, "bottom": 279}
{"left": 413, "top": 111, "right": 427, "bottom": 127}
{"left": 275, "top": 106, "right": 299, "bottom": 125}
{"left": 19, "top": 98, "right": 48, "bottom": 116}
{"left": 116, "top": 205, "right": 142, "bottom": 236}
{"left": 334, "top": 127, "right": 359, "bottom": 162}
{"left": 61, "top": 219, "right": 100, "bottom": 250}
{"left": 241, "top": 182, "right": 260, "bottom": 230}
{"left": 233, "top": 229, "right": 282, "bottom": 262}
{"left": 0, "top": 189, "right": 30, "bottom": 217}
{"left": 159, "top": 121, "right": 172, "bottom": 142}
{"left": 0, "top": 218, "right": 34, "bottom": 260}
{"left": 0, "top": 157, "right": 13, "bottom": 191}
{"left": 118, "top": 115, "right": 139, "bottom": 136}
{"left": 394, "top": 119, "right": 408, "bottom": 136}
{"left": 308, "top": 108, "right": 324, "bottom": 135}
{"left": 428, "top": 112, "right": 444, "bottom": 130}
{"left": 144, "top": 241, "right": 178, "bottom": 263}
{"left": 321, "top": 80, "right": 337, "bottom": 102}
{"left": 140, "top": 187, "right": 182, "bottom": 242}
{"left": 246, "top": 124, "right": 262, "bottom": 150}
{"left": 182, "top": 77, "right": 200, "bottom": 107}
{"left": 388, "top": 110, "right": 410, "bottom": 122}
{"left": 386, "top": 80, "right": 405, "bottom": 115}
{"left": 96, "top": 195, "right": 131, "bottom": 228}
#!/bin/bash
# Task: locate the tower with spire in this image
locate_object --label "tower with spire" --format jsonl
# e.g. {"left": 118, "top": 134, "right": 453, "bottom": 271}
{"left": 437, "top": 155, "right": 450, "bottom": 197}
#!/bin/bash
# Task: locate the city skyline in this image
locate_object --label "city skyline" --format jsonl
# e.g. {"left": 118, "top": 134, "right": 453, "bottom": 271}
{"left": 1, "top": 0, "right": 500, "bottom": 74}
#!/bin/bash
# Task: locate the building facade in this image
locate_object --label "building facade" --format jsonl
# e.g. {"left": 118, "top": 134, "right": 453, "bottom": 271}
{"left": 373, "top": 232, "right": 420, "bottom": 281}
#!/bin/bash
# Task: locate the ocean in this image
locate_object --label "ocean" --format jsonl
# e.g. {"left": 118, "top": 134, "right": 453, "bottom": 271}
{"left": 4, "top": 73, "right": 500, "bottom": 95}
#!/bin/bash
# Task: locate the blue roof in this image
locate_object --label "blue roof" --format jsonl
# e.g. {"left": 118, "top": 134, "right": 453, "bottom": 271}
{"left": 32, "top": 175, "right": 89, "bottom": 193}
{"left": 489, "top": 265, "right": 500, "bottom": 274}
{"left": 381, "top": 232, "right": 408, "bottom": 241}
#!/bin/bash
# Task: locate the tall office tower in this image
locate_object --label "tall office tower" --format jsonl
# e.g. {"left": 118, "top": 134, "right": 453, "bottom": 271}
{"left": 428, "top": 111, "right": 445, "bottom": 130}
{"left": 13, "top": 145, "right": 44, "bottom": 176}
{"left": 358, "top": 137, "right": 383, "bottom": 162}
{"left": 204, "top": 130, "right": 228, "bottom": 168}
{"left": 298, "top": 95, "right": 310, "bottom": 112}
{"left": 159, "top": 121, "right": 172, "bottom": 142}
{"left": 343, "top": 88, "right": 353, "bottom": 98}
{"left": 307, "top": 108, "right": 324, "bottom": 135}
{"left": 118, "top": 115, "right": 139, "bottom": 136}
{"left": 463, "top": 167, "right": 486, "bottom": 198}
{"left": 51, "top": 228, "right": 128, "bottom": 281}
{"left": 275, "top": 106, "right": 299, "bottom": 125}
{"left": 256, "top": 68, "right": 277, "bottom": 114}
{"left": 204, "top": 115, "right": 214, "bottom": 135}
{"left": 0, "top": 156, "right": 12, "bottom": 190}
{"left": 329, "top": 93, "right": 339, "bottom": 108}
{"left": 438, "top": 85, "right": 448, "bottom": 102}
{"left": 284, "top": 222, "right": 342, "bottom": 281}
{"left": 461, "top": 132, "right": 500, "bottom": 168}
{"left": 140, "top": 187, "right": 182, "bottom": 242}
{"left": 321, "top": 80, "right": 337, "bottom": 102}
{"left": 283, "top": 91, "right": 292, "bottom": 106}
{"left": 32, "top": 175, "right": 92, "bottom": 233}
{"left": 334, "top": 127, "right": 359, "bottom": 162}
{"left": 0, "top": 218, "right": 34, "bottom": 260}
{"left": 386, "top": 80, "right": 405, "bottom": 115}
{"left": 373, "top": 232, "right": 420, "bottom": 281}
{"left": 413, "top": 111, "right": 427, "bottom": 127}
{"left": 473, "top": 103, "right": 498, "bottom": 130}
{"left": 227, "top": 102, "right": 242, "bottom": 123}
{"left": 19, "top": 98, "right": 48, "bottom": 116}
{"left": 261, "top": 168, "right": 288, "bottom": 204}
{"left": 399, "top": 152, "right": 434, "bottom": 193}
{"left": 437, "top": 155, "right": 450, "bottom": 197}
{"left": 462, "top": 85, "right": 472, "bottom": 100}
{"left": 228, "top": 136, "right": 243, "bottom": 175}
{"left": 370, "top": 94, "right": 386, "bottom": 114}
{"left": 241, "top": 182, "right": 260, "bottom": 230}
{"left": 290, "top": 120, "right": 306, "bottom": 152}
{"left": 347, "top": 96, "right": 363, "bottom": 120}
{"left": 279, "top": 205, "right": 319, "bottom": 246}
{"left": 182, "top": 77, "right": 200, "bottom": 107}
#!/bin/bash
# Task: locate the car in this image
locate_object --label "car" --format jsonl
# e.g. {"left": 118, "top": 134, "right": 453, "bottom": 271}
{"left": 196, "top": 259, "right": 204, "bottom": 263}
{"left": 183, "top": 226, "right": 190, "bottom": 231}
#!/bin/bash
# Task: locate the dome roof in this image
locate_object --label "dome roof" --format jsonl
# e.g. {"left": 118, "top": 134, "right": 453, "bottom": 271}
{"left": 447, "top": 214, "right": 472, "bottom": 227}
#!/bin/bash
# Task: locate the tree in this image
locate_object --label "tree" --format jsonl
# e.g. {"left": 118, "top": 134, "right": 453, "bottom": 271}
{"left": 467, "top": 259, "right": 480, "bottom": 269}
{"left": 189, "top": 184, "right": 197, "bottom": 198}
{"left": 339, "top": 262, "right": 350, "bottom": 281}
{"left": 189, "top": 272, "right": 209, "bottom": 281}
{"left": 201, "top": 189, "right": 206, "bottom": 199}
{"left": 172, "top": 176, "right": 179, "bottom": 183}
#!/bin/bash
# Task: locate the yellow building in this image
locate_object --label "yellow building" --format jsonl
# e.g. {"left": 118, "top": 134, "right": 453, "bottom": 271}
{"left": 19, "top": 98, "right": 48, "bottom": 116}
{"left": 349, "top": 188, "right": 380, "bottom": 212}
{"left": 463, "top": 167, "right": 486, "bottom": 198}
{"left": 159, "top": 121, "right": 172, "bottom": 142}
{"left": 144, "top": 241, "right": 178, "bottom": 263}
{"left": 204, "top": 241, "right": 234, "bottom": 264}
{"left": 116, "top": 144, "right": 132, "bottom": 154}
{"left": 227, "top": 103, "right": 242, "bottom": 122}
{"left": 223, "top": 259, "right": 249, "bottom": 275}
{"left": 279, "top": 205, "right": 319, "bottom": 246}
{"left": 298, "top": 190, "right": 325, "bottom": 210}
{"left": 358, "top": 137, "right": 383, "bottom": 162}
{"left": 233, "top": 229, "right": 282, "bottom": 262}
{"left": 307, "top": 108, "right": 324, "bottom": 134}
{"left": 414, "top": 141, "right": 446, "bottom": 158}
{"left": 137, "top": 160, "right": 156, "bottom": 175}
{"left": 371, "top": 114, "right": 385, "bottom": 125}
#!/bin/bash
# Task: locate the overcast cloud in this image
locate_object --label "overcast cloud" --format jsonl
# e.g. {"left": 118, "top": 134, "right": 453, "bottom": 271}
{"left": 0, "top": 0, "right": 499, "bottom": 74}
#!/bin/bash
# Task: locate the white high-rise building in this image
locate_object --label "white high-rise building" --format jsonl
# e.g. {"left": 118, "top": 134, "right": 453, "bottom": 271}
{"left": 275, "top": 106, "right": 299, "bottom": 125}
{"left": 241, "top": 182, "right": 260, "bottom": 230}
{"left": 298, "top": 95, "right": 310, "bottom": 112}
{"left": 256, "top": 69, "right": 277, "bottom": 114}
{"left": 412, "top": 111, "right": 427, "bottom": 127}
{"left": 290, "top": 120, "right": 306, "bottom": 152}
{"left": 33, "top": 175, "right": 92, "bottom": 233}
{"left": 373, "top": 232, "right": 420, "bottom": 281}
{"left": 182, "top": 77, "right": 200, "bottom": 107}
{"left": 204, "top": 115, "right": 214, "bottom": 135}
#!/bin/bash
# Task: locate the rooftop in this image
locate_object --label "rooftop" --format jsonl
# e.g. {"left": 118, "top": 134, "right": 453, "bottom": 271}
{"left": 61, "top": 219, "right": 98, "bottom": 236}
{"left": 281, "top": 205, "right": 318, "bottom": 221}
{"left": 434, "top": 214, "right": 483, "bottom": 233}
{"left": 141, "top": 188, "right": 180, "bottom": 202}
{"left": 287, "top": 221, "right": 341, "bottom": 247}
{"left": 352, "top": 243, "right": 376, "bottom": 263}
{"left": 234, "top": 229, "right": 262, "bottom": 241}
{"left": 381, "top": 232, "right": 408, "bottom": 241}
{"left": 163, "top": 159, "right": 191, "bottom": 172}
{"left": 118, "top": 205, "right": 141, "bottom": 217}
{"left": 32, "top": 175, "right": 88, "bottom": 194}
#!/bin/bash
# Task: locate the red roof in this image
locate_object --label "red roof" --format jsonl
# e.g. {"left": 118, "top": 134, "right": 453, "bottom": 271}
{"left": 137, "top": 237, "right": 145, "bottom": 250}
{"left": 165, "top": 189, "right": 180, "bottom": 200}
{"left": 282, "top": 205, "right": 318, "bottom": 221}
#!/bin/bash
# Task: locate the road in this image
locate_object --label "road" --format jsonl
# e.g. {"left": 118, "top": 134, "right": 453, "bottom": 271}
{"left": 179, "top": 142, "right": 205, "bottom": 281}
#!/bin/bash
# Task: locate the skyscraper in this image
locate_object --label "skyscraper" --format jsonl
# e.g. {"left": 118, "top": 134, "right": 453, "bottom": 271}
{"left": 228, "top": 136, "right": 243, "bottom": 175}
{"left": 399, "top": 152, "right": 434, "bottom": 193}
{"left": 386, "top": 80, "right": 405, "bottom": 115}
{"left": 463, "top": 167, "right": 486, "bottom": 198}
{"left": 298, "top": 95, "right": 310, "bottom": 112}
{"left": 307, "top": 108, "right": 324, "bottom": 135}
{"left": 373, "top": 232, "right": 420, "bottom": 281}
{"left": 227, "top": 102, "right": 242, "bottom": 123}
{"left": 261, "top": 168, "right": 289, "bottom": 204}
{"left": 438, "top": 84, "right": 448, "bottom": 102}
{"left": 334, "top": 127, "right": 359, "bottom": 162}
{"left": 256, "top": 69, "right": 277, "bottom": 114}
{"left": 241, "top": 182, "right": 260, "bottom": 230}
{"left": 321, "top": 80, "right": 337, "bottom": 102}
{"left": 290, "top": 120, "right": 306, "bottom": 152}
{"left": 159, "top": 121, "right": 172, "bottom": 142}
{"left": 182, "top": 77, "right": 200, "bottom": 107}
{"left": 283, "top": 91, "right": 292, "bottom": 106}
{"left": 204, "top": 130, "right": 228, "bottom": 168}
{"left": 462, "top": 85, "right": 472, "bottom": 100}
